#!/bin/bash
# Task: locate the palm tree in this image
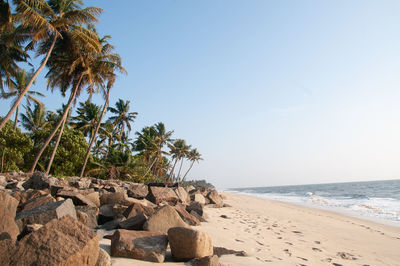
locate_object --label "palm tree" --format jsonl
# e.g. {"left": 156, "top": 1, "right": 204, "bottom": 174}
{"left": 0, "top": 0, "right": 102, "bottom": 130}
{"left": 1, "top": 70, "right": 44, "bottom": 129}
{"left": 107, "top": 99, "right": 138, "bottom": 135}
{"left": 168, "top": 139, "right": 190, "bottom": 181}
{"left": 177, "top": 142, "right": 191, "bottom": 181}
{"left": 79, "top": 35, "right": 127, "bottom": 177}
{"left": 20, "top": 102, "right": 48, "bottom": 132}
{"left": 71, "top": 100, "right": 101, "bottom": 141}
{"left": 182, "top": 148, "right": 203, "bottom": 181}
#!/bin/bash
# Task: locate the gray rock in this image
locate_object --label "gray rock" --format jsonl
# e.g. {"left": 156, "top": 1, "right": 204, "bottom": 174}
{"left": 127, "top": 183, "right": 148, "bottom": 199}
{"left": 123, "top": 203, "right": 154, "bottom": 218}
{"left": 119, "top": 213, "right": 147, "bottom": 230}
{"left": 15, "top": 198, "right": 77, "bottom": 230}
{"left": 187, "top": 201, "right": 205, "bottom": 217}
{"left": 22, "top": 172, "right": 54, "bottom": 190}
{"left": 110, "top": 229, "right": 168, "bottom": 263}
{"left": 20, "top": 194, "right": 56, "bottom": 211}
{"left": 57, "top": 190, "right": 97, "bottom": 207}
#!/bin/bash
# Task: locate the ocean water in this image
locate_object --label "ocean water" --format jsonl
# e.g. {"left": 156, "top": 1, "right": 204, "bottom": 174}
{"left": 229, "top": 179, "right": 400, "bottom": 226}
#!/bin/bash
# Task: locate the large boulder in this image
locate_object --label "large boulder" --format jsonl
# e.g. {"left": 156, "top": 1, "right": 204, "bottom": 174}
{"left": 0, "top": 175, "right": 7, "bottom": 186}
{"left": 76, "top": 206, "right": 98, "bottom": 229}
{"left": 110, "top": 229, "right": 168, "bottom": 263}
{"left": 174, "top": 187, "right": 190, "bottom": 204}
{"left": 119, "top": 213, "right": 147, "bottom": 230}
{"left": 57, "top": 190, "right": 97, "bottom": 207}
{"left": 146, "top": 186, "right": 180, "bottom": 205}
{"left": 168, "top": 227, "right": 213, "bottom": 261}
{"left": 189, "top": 255, "right": 220, "bottom": 266}
{"left": 15, "top": 198, "right": 77, "bottom": 230}
{"left": 100, "top": 191, "right": 127, "bottom": 205}
{"left": 186, "top": 201, "right": 205, "bottom": 217}
{"left": 20, "top": 194, "right": 56, "bottom": 211}
{"left": 0, "top": 191, "right": 20, "bottom": 240}
{"left": 175, "top": 205, "right": 201, "bottom": 226}
{"left": 96, "top": 248, "right": 111, "bottom": 266}
{"left": 192, "top": 194, "right": 206, "bottom": 205}
{"left": 144, "top": 205, "right": 189, "bottom": 233}
{"left": 207, "top": 190, "right": 223, "bottom": 206}
{"left": 10, "top": 215, "right": 99, "bottom": 265}
{"left": 0, "top": 238, "right": 16, "bottom": 265}
{"left": 127, "top": 183, "right": 148, "bottom": 199}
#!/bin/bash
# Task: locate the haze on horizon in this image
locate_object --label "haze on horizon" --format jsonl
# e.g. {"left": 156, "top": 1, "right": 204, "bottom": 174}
{"left": 2, "top": 0, "right": 400, "bottom": 188}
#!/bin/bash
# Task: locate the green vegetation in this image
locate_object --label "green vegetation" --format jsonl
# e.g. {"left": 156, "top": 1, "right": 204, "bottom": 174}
{"left": 0, "top": 0, "right": 203, "bottom": 184}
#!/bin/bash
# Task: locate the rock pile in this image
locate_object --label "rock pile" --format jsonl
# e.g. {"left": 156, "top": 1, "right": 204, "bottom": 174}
{"left": 0, "top": 171, "right": 229, "bottom": 265}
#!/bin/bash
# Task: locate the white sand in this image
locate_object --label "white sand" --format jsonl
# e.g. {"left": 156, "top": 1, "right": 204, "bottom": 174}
{"left": 102, "top": 192, "right": 400, "bottom": 265}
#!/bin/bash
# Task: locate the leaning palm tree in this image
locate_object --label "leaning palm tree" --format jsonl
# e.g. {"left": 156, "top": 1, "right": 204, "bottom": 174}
{"left": 30, "top": 25, "right": 102, "bottom": 173}
{"left": 107, "top": 99, "right": 138, "bottom": 135}
{"left": 79, "top": 35, "right": 127, "bottom": 177}
{"left": 168, "top": 139, "right": 190, "bottom": 181}
{"left": 182, "top": 148, "right": 203, "bottom": 181}
{"left": 0, "top": 0, "right": 102, "bottom": 131}
{"left": 1, "top": 70, "right": 44, "bottom": 129}
{"left": 20, "top": 102, "right": 48, "bottom": 133}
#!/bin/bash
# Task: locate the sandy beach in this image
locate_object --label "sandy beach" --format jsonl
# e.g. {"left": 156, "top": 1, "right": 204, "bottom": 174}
{"left": 103, "top": 192, "right": 400, "bottom": 266}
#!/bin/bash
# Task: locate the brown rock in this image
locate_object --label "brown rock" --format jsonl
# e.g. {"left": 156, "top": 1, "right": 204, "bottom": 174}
{"left": 175, "top": 206, "right": 201, "bottom": 226}
{"left": 86, "top": 191, "right": 100, "bottom": 207}
{"left": 193, "top": 193, "right": 206, "bottom": 205}
{"left": 20, "top": 194, "right": 56, "bottom": 211}
{"left": 207, "top": 190, "right": 223, "bottom": 206}
{"left": 110, "top": 229, "right": 168, "bottom": 263}
{"left": 189, "top": 255, "right": 220, "bottom": 266}
{"left": 11, "top": 215, "right": 99, "bottom": 266}
{"left": 187, "top": 201, "right": 205, "bottom": 217}
{"left": 22, "top": 172, "right": 54, "bottom": 190}
{"left": 15, "top": 198, "right": 77, "bottom": 231}
{"left": 127, "top": 183, "right": 148, "bottom": 199}
{"left": 144, "top": 205, "right": 189, "bottom": 233}
{"left": 190, "top": 210, "right": 207, "bottom": 222}
{"left": 96, "top": 248, "right": 111, "bottom": 266}
{"left": 174, "top": 187, "right": 190, "bottom": 204}
{"left": 0, "top": 191, "right": 20, "bottom": 240}
{"left": 17, "top": 224, "right": 43, "bottom": 240}
{"left": 146, "top": 186, "right": 180, "bottom": 205}
{"left": 100, "top": 191, "right": 127, "bottom": 205}
{"left": 168, "top": 227, "right": 213, "bottom": 261}
{"left": 0, "top": 238, "right": 16, "bottom": 265}
{"left": 57, "top": 190, "right": 97, "bottom": 207}
{"left": 123, "top": 203, "right": 154, "bottom": 218}
{"left": 213, "top": 247, "right": 247, "bottom": 257}
{"left": 76, "top": 205, "right": 98, "bottom": 229}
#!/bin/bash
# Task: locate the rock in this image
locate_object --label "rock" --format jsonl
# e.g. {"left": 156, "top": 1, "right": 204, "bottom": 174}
{"left": 119, "top": 213, "right": 147, "bottom": 230}
{"left": 76, "top": 206, "right": 98, "bottom": 229}
{"left": 193, "top": 194, "right": 206, "bottom": 205}
{"left": 57, "top": 190, "right": 97, "bottom": 207}
{"left": 100, "top": 191, "right": 127, "bottom": 205}
{"left": 15, "top": 198, "right": 77, "bottom": 231}
{"left": 10, "top": 215, "right": 99, "bottom": 265}
{"left": 187, "top": 201, "right": 205, "bottom": 217}
{"left": 185, "top": 185, "right": 196, "bottom": 193}
{"left": 0, "top": 232, "right": 11, "bottom": 241}
{"left": 22, "top": 172, "right": 54, "bottom": 190}
{"left": 168, "top": 227, "right": 213, "bottom": 261}
{"left": 17, "top": 223, "right": 43, "bottom": 240}
{"left": 0, "top": 175, "right": 6, "bottom": 186}
{"left": 174, "top": 187, "right": 190, "bottom": 204}
{"left": 123, "top": 203, "right": 154, "bottom": 218}
{"left": 144, "top": 205, "right": 189, "bottom": 233}
{"left": 110, "top": 229, "right": 168, "bottom": 263}
{"left": 96, "top": 248, "right": 111, "bottom": 266}
{"left": 76, "top": 210, "right": 89, "bottom": 225}
{"left": 189, "top": 255, "right": 220, "bottom": 266}
{"left": 98, "top": 204, "right": 116, "bottom": 225}
{"left": 5, "top": 181, "right": 24, "bottom": 190}
{"left": 69, "top": 178, "right": 91, "bottom": 189}
{"left": 146, "top": 186, "right": 180, "bottom": 205}
{"left": 86, "top": 191, "right": 100, "bottom": 207}
{"left": 175, "top": 206, "right": 201, "bottom": 226}
{"left": 100, "top": 217, "right": 126, "bottom": 230}
{"left": 0, "top": 191, "right": 20, "bottom": 240}
{"left": 207, "top": 190, "right": 223, "bottom": 206}
{"left": 190, "top": 210, "right": 207, "bottom": 222}
{"left": 20, "top": 193, "right": 56, "bottom": 211}
{"left": 213, "top": 247, "right": 247, "bottom": 257}
{"left": 127, "top": 183, "right": 148, "bottom": 199}
{"left": 0, "top": 238, "right": 16, "bottom": 265}
{"left": 123, "top": 197, "right": 157, "bottom": 208}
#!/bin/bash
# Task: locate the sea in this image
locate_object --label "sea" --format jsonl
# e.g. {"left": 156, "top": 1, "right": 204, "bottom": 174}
{"left": 228, "top": 179, "right": 400, "bottom": 227}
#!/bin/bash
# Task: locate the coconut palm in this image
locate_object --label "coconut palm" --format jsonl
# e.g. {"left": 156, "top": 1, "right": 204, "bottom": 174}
{"left": 168, "top": 139, "right": 190, "bottom": 181}
{"left": 0, "top": 0, "right": 102, "bottom": 130}
{"left": 107, "top": 99, "right": 138, "bottom": 135}
{"left": 71, "top": 100, "right": 101, "bottom": 140}
{"left": 20, "top": 102, "right": 48, "bottom": 132}
{"left": 1, "top": 70, "right": 44, "bottom": 129}
{"left": 182, "top": 148, "right": 203, "bottom": 181}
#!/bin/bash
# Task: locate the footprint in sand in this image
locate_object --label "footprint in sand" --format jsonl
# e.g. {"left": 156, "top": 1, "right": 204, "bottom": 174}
{"left": 297, "top": 256, "right": 308, "bottom": 261}
{"left": 256, "top": 240, "right": 264, "bottom": 246}
{"left": 283, "top": 249, "right": 292, "bottom": 257}
{"left": 314, "top": 240, "right": 321, "bottom": 244}
{"left": 312, "top": 247, "right": 322, "bottom": 252}
{"left": 292, "top": 230, "right": 302, "bottom": 234}
{"left": 235, "top": 239, "right": 244, "bottom": 243}
{"left": 285, "top": 242, "right": 293, "bottom": 245}
{"left": 336, "top": 252, "right": 357, "bottom": 260}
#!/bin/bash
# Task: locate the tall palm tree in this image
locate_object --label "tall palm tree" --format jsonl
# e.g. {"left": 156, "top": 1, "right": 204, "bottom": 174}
{"left": 20, "top": 102, "right": 48, "bottom": 132}
{"left": 182, "top": 148, "right": 203, "bottom": 181}
{"left": 0, "top": 0, "right": 102, "bottom": 130}
{"left": 1, "top": 69, "right": 44, "bottom": 129}
{"left": 168, "top": 139, "right": 190, "bottom": 181}
{"left": 30, "top": 25, "right": 102, "bottom": 173}
{"left": 107, "top": 99, "right": 138, "bottom": 135}
{"left": 79, "top": 35, "right": 126, "bottom": 177}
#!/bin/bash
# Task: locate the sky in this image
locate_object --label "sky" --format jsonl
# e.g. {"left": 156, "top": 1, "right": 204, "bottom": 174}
{"left": 2, "top": 0, "right": 400, "bottom": 188}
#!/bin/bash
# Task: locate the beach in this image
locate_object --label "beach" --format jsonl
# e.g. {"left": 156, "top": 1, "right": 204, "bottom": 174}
{"left": 104, "top": 192, "right": 400, "bottom": 265}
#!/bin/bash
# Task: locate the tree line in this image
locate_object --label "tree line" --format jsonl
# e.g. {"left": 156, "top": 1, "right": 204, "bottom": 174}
{"left": 0, "top": 0, "right": 203, "bottom": 183}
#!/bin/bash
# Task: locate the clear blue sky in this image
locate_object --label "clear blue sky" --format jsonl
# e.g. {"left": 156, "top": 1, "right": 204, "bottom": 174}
{"left": 2, "top": 0, "right": 400, "bottom": 188}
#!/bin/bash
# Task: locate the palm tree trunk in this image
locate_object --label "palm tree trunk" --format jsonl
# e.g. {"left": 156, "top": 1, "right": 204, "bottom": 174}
{"left": 177, "top": 158, "right": 184, "bottom": 181}
{"left": 29, "top": 73, "right": 83, "bottom": 173}
{"left": 143, "top": 156, "right": 158, "bottom": 178}
{"left": 13, "top": 105, "right": 19, "bottom": 130}
{"left": 169, "top": 157, "right": 179, "bottom": 179}
{"left": 45, "top": 114, "right": 67, "bottom": 174}
{"left": 80, "top": 88, "right": 111, "bottom": 178}
{"left": 182, "top": 161, "right": 194, "bottom": 181}
{"left": 0, "top": 35, "right": 57, "bottom": 131}
{"left": 1, "top": 149, "right": 5, "bottom": 172}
